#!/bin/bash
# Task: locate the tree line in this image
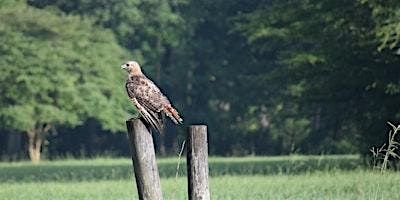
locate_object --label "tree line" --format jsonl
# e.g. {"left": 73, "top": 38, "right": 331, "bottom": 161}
{"left": 0, "top": 0, "right": 399, "bottom": 161}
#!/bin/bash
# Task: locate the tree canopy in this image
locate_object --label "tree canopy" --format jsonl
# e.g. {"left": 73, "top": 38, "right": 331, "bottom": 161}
{"left": 0, "top": 2, "right": 130, "bottom": 161}
{"left": 0, "top": 0, "right": 399, "bottom": 159}
{"left": 234, "top": 0, "right": 400, "bottom": 153}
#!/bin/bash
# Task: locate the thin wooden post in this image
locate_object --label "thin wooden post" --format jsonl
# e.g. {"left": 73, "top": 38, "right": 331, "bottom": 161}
{"left": 187, "top": 125, "right": 210, "bottom": 200}
{"left": 126, "top": 118, "right": 163, "bottom": 200}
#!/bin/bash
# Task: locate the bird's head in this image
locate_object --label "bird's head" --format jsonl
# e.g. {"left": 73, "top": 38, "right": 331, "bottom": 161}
{"left": 121, "top": 61, "right": 142, "bottom": 75}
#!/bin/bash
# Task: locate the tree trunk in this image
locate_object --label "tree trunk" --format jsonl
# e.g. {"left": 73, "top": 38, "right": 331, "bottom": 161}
{"left": 26, "top": 123, "right": 51, "bottom": 163}
{"left": 27, "top": 130, "right": 42, "bottom": 163}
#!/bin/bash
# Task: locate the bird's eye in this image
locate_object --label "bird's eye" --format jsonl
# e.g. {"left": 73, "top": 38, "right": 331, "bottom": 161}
{"left": 125, "top": 63, "right": 129, "bottom": 67}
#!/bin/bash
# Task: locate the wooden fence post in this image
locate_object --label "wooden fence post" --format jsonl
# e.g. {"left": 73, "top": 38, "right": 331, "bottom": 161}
{"left": 187, "top": 125, "right": 210, "bottom": 200}
{"left": 126, "top": 118, "right": 163, "bottom": 200}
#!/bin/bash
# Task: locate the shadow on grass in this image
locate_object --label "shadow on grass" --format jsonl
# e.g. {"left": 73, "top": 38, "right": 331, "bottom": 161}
{"left": 0, "top": 156, "right": 364, "bottom": 182}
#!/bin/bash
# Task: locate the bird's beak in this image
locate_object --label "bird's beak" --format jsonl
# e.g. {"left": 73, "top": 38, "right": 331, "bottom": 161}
{"left": 121, "top": 64, "right": 126, "bottom": 69}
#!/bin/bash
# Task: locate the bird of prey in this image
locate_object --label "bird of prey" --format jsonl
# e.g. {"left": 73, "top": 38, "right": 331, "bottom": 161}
{"left": 121, "top": 61, "right": 183, "bottom": 133}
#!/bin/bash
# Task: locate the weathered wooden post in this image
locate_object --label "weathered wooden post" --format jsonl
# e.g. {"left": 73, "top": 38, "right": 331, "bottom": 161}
{"left": 126, "top": 118, "right": 163, "bottom": 200}
{"left": 187, "top": 125, "right": 210, "bottom": 200}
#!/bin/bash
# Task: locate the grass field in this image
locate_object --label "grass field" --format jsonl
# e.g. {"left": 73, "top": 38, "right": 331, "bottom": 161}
{"left": 1, "top": 155, "right": 399, "bottom": 200}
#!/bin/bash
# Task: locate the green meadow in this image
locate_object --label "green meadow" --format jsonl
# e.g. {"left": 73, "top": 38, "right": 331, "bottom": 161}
{"left": 1, "top": 155, "right": 399, "bottom": 200}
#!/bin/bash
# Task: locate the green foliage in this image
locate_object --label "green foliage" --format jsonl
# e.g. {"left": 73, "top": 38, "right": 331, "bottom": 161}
{"left": 0, "top": 0, "right": 399, "bottom": 157}
{"left": 270, "top": 117, "right": 311, "bottom": 154}
{"left": 28, "top": 0, "right": 186, "bottom": 73}
{"left": 0, "top": 2, "right": 130, "bottom": 132}
{"left": 360, "top": 0, "right": 400, "bottom": 51}
{"left": 234, "top": 0, "right": 400, "bottom": 154}
{"left": 25, "top": 0, "right": 187, "bottom": 156}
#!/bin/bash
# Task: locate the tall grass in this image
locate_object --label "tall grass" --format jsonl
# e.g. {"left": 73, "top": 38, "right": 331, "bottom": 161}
{"left": 1, "top": 171, "right": 400, "bottom": 200}
{"left": 2, "top": 155, "right": 398, "bottom": 200}
{"left": 0, "top": 155, "right": 362, "bottom": 182}
{"left": 370, "top": 122, "right": 400, "bottom": 172}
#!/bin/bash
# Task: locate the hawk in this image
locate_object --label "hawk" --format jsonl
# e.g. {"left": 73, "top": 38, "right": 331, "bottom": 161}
{"left": 121, "top": 61, "right": 183, "bottom": 133}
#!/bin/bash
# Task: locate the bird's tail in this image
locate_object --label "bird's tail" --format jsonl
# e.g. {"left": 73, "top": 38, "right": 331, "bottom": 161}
{"left": 164, "top": 105, "right": 183, "bottom": 125}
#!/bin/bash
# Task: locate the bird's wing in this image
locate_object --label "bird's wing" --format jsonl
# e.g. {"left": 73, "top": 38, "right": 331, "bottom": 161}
{"left": 131, "top": 97, "right": 164, "bottom": 134}
{"left": 126, "top": 75, "right": 183, "bottom": 129}
{"left": 136, "top": 77, "right": 183, "bottom": 125}
{"left": 126, "top": 80, "right": 164, "bottom": 133}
